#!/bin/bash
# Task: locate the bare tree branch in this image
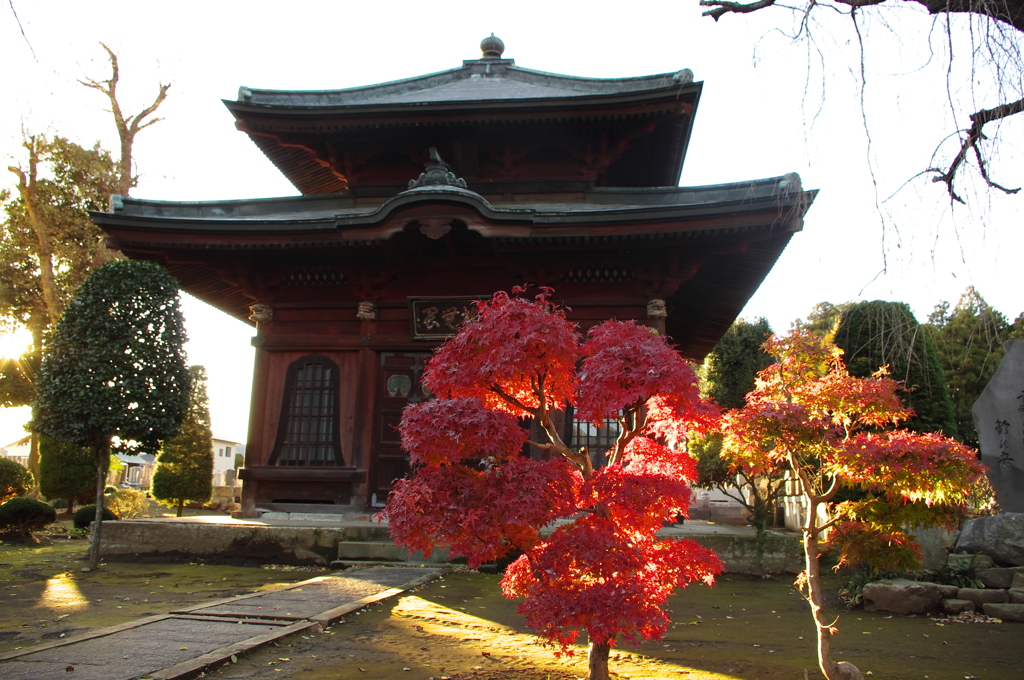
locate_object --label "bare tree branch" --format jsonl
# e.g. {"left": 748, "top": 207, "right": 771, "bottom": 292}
{"left": 6, "top": 0, "right": 37, "bottom": 61}
{"left": 79, "top": 43, "right": 170, "bottom": 196}
{"left": 701, "top": 0, "right": 1024, "bottom": 202}
{"left": 704, "top": 0, "right": 1024, "bottom": 32}
{"left": 701, "top": 0, "right": 780, "bottom": 21}
{"left": 930, "top": 97, "right": 1024, "bottom": 202}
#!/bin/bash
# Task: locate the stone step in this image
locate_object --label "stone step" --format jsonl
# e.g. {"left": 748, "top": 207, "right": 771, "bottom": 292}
{"left": 258, "top": 503, "right": 350, "bottom": 515}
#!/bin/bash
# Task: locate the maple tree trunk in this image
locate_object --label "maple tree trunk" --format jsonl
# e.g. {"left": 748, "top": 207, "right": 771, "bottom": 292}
{"left": 803, "top": 500, "right": 863, "bottom": 680}
{"left": 588, "top": 640, "right": 611, "bottom": 680}
{"left": 177, "top": 499, "right": 184, "bottom": 518}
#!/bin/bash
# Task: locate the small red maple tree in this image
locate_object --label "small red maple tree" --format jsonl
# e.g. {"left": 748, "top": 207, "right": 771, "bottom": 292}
{"left": 720, "top": 330, "right": 986, "bottom": 680}
{"left": 383, "top": 288, "right": 723, "bottom": 680}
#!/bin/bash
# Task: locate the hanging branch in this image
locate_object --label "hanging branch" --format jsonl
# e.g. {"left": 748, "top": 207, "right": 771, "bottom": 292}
{"left": 930, "top": 97, "right": 1024, "bottom": 203}
{"left": 79, "top": 43, "right": 170, "bottom": 197}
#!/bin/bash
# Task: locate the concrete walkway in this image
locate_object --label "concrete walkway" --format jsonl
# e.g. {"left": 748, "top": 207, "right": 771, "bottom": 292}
{"left": 0, "top": 565, "right": 444, "bottom": 680}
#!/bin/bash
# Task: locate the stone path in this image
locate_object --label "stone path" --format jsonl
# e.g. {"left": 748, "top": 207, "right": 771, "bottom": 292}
{"left": 0, "top": 565, "right": 444, "bottom": 680}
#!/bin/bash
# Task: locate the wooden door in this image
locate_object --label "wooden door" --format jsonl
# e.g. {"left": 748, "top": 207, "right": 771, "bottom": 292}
{"left": 369, "top": 352, "right": 430, "bottom": 505}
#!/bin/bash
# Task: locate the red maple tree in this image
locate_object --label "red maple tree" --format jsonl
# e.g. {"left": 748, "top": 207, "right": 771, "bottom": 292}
{"left": 720, "top": 330, "right": 986, "bottom": 680}
{"left": 383, "top": 288, "right": 722, "bottom": 680}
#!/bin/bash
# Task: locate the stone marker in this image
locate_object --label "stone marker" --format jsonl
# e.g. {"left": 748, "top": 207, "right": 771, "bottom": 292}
{"left": 972, "top": 339, "right": 1024, "bottom": 512}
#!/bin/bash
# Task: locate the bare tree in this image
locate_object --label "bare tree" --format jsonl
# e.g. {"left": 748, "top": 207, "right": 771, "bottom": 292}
{"left": 79, "top": 43, "right": 170, "bottom": 197}
{"left": 700, "top": 0, "right": 1023, "bottom": 203}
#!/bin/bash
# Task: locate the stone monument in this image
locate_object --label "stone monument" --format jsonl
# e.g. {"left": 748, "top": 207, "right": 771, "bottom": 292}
{"left": 973, "top": 339, "right": 1024, "bottom": 512}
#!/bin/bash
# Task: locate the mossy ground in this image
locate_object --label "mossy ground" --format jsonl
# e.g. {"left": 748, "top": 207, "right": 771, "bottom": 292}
{"left": 0, "top": 512, "right": 320, "bottom": 654}
{"left": 203, "top": 571, "right": 1024, "bottom": 680}
{"left": 3, "top": 520, "right": 1023, "bottom": 680}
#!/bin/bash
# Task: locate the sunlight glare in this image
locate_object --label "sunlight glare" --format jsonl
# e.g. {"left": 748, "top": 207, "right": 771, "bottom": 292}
{"left": 391, "top": 595, "right": 745, "bottom": 680}
{"left": 0, "top": 327, "right": 32, "bottom": 360}
{"left": 37, "top": 573, "right": 89, "bottom": 611}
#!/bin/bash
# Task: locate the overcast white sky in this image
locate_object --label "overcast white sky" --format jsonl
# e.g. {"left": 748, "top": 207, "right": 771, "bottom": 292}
{"left": 1, "top": 1, "right": 1021, "bottom": 446}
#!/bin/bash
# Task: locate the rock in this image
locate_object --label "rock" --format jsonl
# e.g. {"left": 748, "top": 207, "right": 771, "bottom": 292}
{"left": 862, "top": 579, "right": 942, "bottom": 615}
{"left": 911, "top": 527, "right": 959, "bottom": 571}
{"left": 1013, "top": 573, "right": 1024, "bottom": 588}
{"left": 941, "top": 598, "right": 976, "bottom": 614}
{"left": 956, "top": 514, "right": 1024, "bottom": 566}
{"left": 982, "top": 602, "right": 1024, "bottom": 622}
{"left": 937, "top": 584, "right": 960, "bottom": 598}
{"left": 958, "top": 587, "right": 1010, "bottom": 606}
{"left": 1009, "top": 588, "right": 1024, "bottom": 604}
{"left": 947, "top": 553, "right": 995, "bottom": 570}
{"left": 976, "top": 566, "right": 1024, "bottom": 589}
{"left": 835, "top": 661, "right": 865, "bottom": 680}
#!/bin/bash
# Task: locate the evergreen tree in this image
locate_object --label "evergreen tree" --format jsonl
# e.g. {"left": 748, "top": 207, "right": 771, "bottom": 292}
{"left": 795, "top": 301, "right": 850, "bottom": 340}
{"left": 695, "top": 318, "right": 786, "bottom": 569}
{"left": 33, "top": 259, "right": 191, "bottom": 569}
{"left": 152, "top": 365, "right": 214, "bottom": 517}
{"left": 698, "top": 317, "right": 774, "bottom": 410}
{"left": 833, "top": 301, "right": 957, "bottom": 437}
{"left": 37, "top": 434, "right": 97, "bottom": 514}
{"left": 925, "top": 287, "right": 1021, "bottom": 448}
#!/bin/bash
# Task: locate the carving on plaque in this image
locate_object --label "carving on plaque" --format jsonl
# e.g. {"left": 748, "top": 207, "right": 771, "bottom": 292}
{"left": 356, "top": 301, "right": 378, "bottom": 321}
{"left": 408, "top": 296, "right": 485, "bottom": 340}
{"left": 248, "top": 303, "right": 273, "bottom": 322}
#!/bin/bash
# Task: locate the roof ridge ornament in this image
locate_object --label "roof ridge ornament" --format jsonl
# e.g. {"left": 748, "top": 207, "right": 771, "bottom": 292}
{"left": 480, "top": 33, "right": 505, "bottom": 59}
{"left": 407, "top": 147, "right": 468, "bottom": 190}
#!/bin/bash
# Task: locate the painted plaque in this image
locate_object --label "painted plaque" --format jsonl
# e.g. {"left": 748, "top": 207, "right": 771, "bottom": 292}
{"left": 408, "top": 296, "right": 485, "bottom": 340}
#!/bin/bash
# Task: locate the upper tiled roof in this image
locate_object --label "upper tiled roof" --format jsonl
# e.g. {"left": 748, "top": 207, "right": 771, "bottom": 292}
{"left": 235, "top": 59, "right": 694, "bottom": 109}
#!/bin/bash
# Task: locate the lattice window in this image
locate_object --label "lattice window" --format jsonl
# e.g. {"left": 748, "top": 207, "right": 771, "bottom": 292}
{"left": 568, "top": 409, "right": 621, "bottom": 469}
{"left": 272, "top": 355, "right": 342, "bottom": 466}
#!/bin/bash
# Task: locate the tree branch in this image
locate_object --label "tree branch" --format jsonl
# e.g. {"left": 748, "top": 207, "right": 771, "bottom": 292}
{"left": 700, "top": 0, "right": 779, "bottom": 21}
{"left": 79, "top": 43, "right": 170, "bottom": 196}
{"left": 930, "top": 97, "right": 1024, "bottom": 203}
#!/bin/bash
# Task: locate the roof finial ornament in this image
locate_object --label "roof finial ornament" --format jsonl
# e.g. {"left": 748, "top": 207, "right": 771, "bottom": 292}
{"left": 407, "top": 147, "right": 468, "bottom": 190}
{"left": 480, "top": 33, "right": 505, "bottom": 59}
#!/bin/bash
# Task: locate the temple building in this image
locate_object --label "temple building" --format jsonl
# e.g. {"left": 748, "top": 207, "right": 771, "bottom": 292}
{"left": 93, "top": 36, "right": 815, "bottom": 516}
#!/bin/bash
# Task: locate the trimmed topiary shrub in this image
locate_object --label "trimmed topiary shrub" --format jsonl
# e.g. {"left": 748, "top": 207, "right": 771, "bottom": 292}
{"left": 73, "top": 504, "right": 118, "bottom": 530}
{"left": 0, "top": 457, "right": 33, "bottom": 503}
{"left": 0, "top": 497, "right": 57, "bottom": 542}
{"left": 105, "top": 489, "right": 149, "bottom": 519}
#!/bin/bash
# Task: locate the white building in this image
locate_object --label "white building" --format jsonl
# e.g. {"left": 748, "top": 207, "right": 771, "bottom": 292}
{"left": 212, "top": 438, "right": 244, "bottom": 486}
{"left": 1, "top": 436, "right": 31, "bottom": 468}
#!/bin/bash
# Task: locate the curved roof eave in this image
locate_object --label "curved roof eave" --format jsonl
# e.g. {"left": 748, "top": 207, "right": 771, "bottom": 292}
{"left": 92, "top": 176, "right": 815, "bottom": 249}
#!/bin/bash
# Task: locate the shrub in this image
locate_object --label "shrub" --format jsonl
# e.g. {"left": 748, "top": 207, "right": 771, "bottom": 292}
{"left": 0, "top": 497, "right": 57, "bottom": 542}
{"left": 105, "top": 489, "right": 149, "bottom": 519}
{"left": 0, "top": 457, "right": 33, "bottom": 503}
{"left": 38, "top": 435, "right": 96, "bottom": 512}
{"left": 73, "top": 504, "right": 118, "bottom": 530}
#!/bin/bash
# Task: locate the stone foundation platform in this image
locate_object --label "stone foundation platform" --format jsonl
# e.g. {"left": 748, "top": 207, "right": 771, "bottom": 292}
{"left": 99, "top": 516, "right": 803, "bottom": 575}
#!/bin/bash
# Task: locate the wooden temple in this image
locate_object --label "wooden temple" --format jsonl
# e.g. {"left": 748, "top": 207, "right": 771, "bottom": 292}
{"left": 93, "top": 35, "right": 815, "bottom": 516}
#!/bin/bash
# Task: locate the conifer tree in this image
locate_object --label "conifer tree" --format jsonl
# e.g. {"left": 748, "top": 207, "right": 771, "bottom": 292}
{"left": 152, "top": 365, "right": 214, "bottom": 517}
{"left": 37, "top": 435, "right": 96, "bottom": 513}
{"left": 834, "top": 301, "right": 958, "bottom": 437}
{"left": 926, "top": 287, "right": 1023, "bottom": 447}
